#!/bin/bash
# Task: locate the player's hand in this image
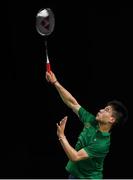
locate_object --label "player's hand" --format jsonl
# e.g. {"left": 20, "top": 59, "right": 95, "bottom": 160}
{"left": 45, "top": 71, "right": 57, "bottom": 84}
{"left": 56, "top": 116, "right": 68, "bottom": 138}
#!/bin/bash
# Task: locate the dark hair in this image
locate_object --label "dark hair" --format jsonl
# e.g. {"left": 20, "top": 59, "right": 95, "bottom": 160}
{"left": 107, "top": 100, "right": 128, "bottom": 125}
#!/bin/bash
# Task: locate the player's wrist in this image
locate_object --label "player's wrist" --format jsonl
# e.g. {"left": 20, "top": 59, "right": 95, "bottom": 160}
{"left": 52, "top": 80, "right": 58, "bottom": 85}
{"left": 58, "top": 136, "right": 66, "bottom": 141}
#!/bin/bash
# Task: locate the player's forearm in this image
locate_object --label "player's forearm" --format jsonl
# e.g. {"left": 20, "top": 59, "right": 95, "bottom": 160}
{"left": 53, "top": 81, "right": 78, "bottom": 108}
{"left": 59, "top": 136, "right": 78, "bottom": 162}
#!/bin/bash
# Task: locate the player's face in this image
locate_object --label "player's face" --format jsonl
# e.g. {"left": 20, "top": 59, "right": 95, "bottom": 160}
{"left": 96, "top": 105, "right": 115, "bottom": 124}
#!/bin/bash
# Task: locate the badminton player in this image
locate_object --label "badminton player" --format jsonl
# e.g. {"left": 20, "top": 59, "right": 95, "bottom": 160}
{"left": 45, "top": 71, "right": 128, "bottom": 179}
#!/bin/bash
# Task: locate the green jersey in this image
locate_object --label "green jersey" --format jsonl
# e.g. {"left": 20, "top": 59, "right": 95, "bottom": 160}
{"left": 66, "top": 107, "right": 110, "bottom": 179}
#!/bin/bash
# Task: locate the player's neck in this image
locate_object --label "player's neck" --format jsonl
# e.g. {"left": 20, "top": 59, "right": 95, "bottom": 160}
{"left": 98, "top": 123, "right": 111, "bottom": 132}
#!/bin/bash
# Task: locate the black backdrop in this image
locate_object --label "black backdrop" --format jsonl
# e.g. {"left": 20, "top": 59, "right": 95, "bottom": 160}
{"left": 2, "top": 3, "right": 133, "bottom": 178}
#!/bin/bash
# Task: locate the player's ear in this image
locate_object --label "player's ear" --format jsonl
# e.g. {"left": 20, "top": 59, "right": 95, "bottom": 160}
{"left": 109, "top": 116, "right": 115, "bottom": 124}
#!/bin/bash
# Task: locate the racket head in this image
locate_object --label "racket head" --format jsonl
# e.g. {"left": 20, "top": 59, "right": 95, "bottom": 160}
{"left": 36, "top": 8, "right": 55, "bottom": 36}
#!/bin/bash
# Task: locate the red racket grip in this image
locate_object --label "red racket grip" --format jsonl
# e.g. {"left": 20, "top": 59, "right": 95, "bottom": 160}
{"left": 46, "top": 63, "right": 51, "bottom": 72}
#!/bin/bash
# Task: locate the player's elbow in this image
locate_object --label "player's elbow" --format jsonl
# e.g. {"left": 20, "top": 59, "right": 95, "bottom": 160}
{"left": 70, "top": 157, "right": 79, "bottom": 162}
{"left": 68, "top": 153, "right": 80, "bottom": 162}
{"left": 71, "top": 154, "right": 89, "bottom": 162}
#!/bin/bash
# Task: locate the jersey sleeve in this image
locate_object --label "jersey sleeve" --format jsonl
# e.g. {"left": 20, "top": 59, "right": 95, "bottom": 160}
{"left": 78, "top": 106, "right": 95, "bottom": 125}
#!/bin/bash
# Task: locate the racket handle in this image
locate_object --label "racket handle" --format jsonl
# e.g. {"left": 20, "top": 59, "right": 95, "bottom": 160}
{"left": 46, "top": 62, "right": 51, "bottom": 72}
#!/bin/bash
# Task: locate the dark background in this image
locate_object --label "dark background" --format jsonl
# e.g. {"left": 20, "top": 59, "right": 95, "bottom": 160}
{"left": 1, "top": 3, "right": 132, "bottom": 178}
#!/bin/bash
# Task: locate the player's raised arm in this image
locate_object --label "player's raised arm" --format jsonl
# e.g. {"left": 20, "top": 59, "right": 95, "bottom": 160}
{"left": 45, "top": 71, "right": 81, "bottom": 115}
